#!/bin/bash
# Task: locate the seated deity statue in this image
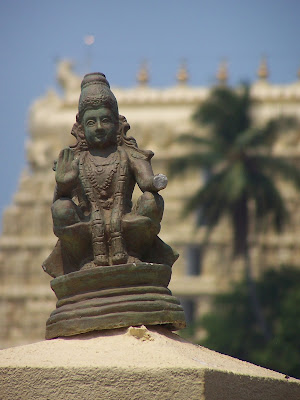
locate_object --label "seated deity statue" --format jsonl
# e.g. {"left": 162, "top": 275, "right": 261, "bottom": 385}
{"left": 43, "top": 72, "right": 178, "bottom": 277}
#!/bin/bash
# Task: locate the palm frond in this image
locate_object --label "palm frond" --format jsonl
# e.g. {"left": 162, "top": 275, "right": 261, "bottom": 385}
{"left": 168, "top": 152, "right": 221, "bottom": 178}
{"left": 182, "top": 167, "right": 248, "bottom": 230}
{"left": 264, "top": 116, "right": 298, "bottom": 136}
{"left": 193, "top": 85, "right": 251, "bottom": 145}
{"left": 182, "top": 170, "right": 225, "bottom": 208}
{"left": 250, "top": 155, "right": 300, "bottom": 190}
{"left": 183, "top": 185, "right": 227, "bottom": 228}
{"left": 176, "top": 133, "right": 216, "bottom": 147}
{"left": 247, "top": 171, "right": 288, "bottom": 231}
{"left": 236, "top": 117, "right": 299, "bottom": 149}
{"left": 234, "top": 127, "right": 265, "bottom": 149}
{"left": 182, "top": 163, "right": 249, "bottom": 215}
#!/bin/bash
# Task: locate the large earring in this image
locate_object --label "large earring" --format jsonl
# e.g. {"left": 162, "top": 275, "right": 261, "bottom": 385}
{"left": 77, "top": 124, "right": 88, "bottom": 151}
{"left": 80, "top": 139, "right": 88, "bottom": 151}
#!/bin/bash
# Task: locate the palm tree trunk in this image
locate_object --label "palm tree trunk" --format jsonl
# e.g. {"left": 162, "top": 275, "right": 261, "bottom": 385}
{"left": 244, "top": 243, "right": 271, "bottom": 342}
{"left": 233, "top": 194, "right": 271, "bottom": 342}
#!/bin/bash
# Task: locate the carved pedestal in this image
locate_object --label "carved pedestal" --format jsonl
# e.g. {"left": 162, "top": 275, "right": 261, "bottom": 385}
{"left": 46, "top": 263, "right": 186, "bottom": 339}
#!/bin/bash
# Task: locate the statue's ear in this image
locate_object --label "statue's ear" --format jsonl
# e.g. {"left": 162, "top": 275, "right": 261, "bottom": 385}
{"left": 71, "top": 121, "right": 85, "bottom": 142}
{"left": 77, "top": 124, "right": 85, "bottom": 140}
{"left": 118, "top": 114, "right": 130, "bottom": 136}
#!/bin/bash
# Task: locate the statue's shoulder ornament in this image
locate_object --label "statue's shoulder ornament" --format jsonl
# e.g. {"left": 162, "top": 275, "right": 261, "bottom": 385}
{"left": 118, "top": 114, "right": 154, "bottom": 162}
{"left": 125, "top": 145, "right": 154, "bottom": 161}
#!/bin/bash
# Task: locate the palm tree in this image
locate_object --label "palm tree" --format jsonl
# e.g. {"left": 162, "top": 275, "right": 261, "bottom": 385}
{"left": 169, "top": 84, "right": 300, "bottom": 341}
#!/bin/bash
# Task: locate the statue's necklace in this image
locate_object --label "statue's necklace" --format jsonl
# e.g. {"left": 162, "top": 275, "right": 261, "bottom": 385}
{"left": 88, "top": 152, "right": 118, "bottom": 174}
{"left": 87, "top": 152, "right": 119, "bottom": 197}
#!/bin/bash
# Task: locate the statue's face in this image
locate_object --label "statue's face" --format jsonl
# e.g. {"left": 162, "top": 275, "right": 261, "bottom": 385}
{"left": 82, "top": 106, "right": 118, "bottom": 149}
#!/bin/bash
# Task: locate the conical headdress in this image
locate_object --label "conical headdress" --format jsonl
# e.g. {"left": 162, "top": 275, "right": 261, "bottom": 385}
{"left": 78, "top": 72, "right": 119, "bottom": 122}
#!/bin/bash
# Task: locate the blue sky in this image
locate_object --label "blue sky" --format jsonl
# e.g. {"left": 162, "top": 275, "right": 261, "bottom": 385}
{"left": 0, "top": 0, "right": 299, "bottom": 225}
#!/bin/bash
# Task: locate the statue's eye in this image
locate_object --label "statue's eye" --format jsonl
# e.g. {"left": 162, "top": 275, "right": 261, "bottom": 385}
{"left": 102, "top": 118, "right": 111, "bottom": 124}
{"left": 86, "top": 120, "right": 95, "bottom": 126}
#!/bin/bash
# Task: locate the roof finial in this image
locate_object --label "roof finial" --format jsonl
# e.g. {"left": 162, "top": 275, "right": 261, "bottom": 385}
{"left": 257, "top": 56, "right": 269, "bottom": 81}
{"left": 216, "top": 59, "right": 228, "bottom": 85}
{"left": 137, "top": 60, "right": 149, "bottom": 86}
{"left": 176, "top": 59, "right": 189, "bottom": 85}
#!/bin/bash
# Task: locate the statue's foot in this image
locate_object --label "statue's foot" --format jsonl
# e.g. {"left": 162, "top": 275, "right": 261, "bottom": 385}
{"left": 112, "top": 253, "right": 128, "bottom": 265}
{"left": 94, "top": 255, "right": 109, "bottom": 266}
{"left": 127, "top": 255, "right": 142, "bottom": 264}
{"left": 80, "top": 262, "right": 96, "bottom": 271}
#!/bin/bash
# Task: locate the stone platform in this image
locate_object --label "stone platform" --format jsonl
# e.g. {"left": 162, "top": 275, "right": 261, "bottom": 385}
{"left": 46, "top": 263, "right": 186, "bottom": 339}
{"left": 0, "top": 326, "right": 299, "bottom": 400}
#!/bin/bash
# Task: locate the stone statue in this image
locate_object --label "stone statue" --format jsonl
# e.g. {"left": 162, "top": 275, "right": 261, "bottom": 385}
{"left": 43, "top": 72, "right": 185, "bottom": 339}
{"left": 43, "top": 72, "right": 178, "bottom": 276}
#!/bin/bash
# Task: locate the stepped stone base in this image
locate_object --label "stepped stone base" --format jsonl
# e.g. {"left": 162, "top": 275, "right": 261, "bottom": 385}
{"left": 0, "top": 326, "right": 299, "bottom": 400}
{"left": 46, "top": 263, "right": 186, "bottom": 339}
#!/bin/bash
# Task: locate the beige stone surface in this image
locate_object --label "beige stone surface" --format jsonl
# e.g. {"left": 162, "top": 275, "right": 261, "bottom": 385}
{"left": 0, "top": 326, "right": 299, "bottom": 400}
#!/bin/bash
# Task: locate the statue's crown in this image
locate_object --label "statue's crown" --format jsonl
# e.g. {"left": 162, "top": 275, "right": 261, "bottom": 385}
{"left": 78, "top": 72, "right": 118, "bottom": 121}
{"left": 81, "top": 72, "right": 110, "bottom": 90}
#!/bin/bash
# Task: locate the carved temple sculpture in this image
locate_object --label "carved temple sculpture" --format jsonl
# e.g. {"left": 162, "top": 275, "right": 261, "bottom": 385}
{"left": 42, "top": 72, "right": 186, "bottom": 339}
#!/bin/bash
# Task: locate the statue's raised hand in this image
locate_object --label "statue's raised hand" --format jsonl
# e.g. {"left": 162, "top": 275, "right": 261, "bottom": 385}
{"left": 55, "top": 148, "right": 79, "bottom": 192}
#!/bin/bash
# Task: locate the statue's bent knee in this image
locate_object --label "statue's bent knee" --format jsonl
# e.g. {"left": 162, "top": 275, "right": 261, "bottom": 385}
{"left": 135, "top": 192, "right": 164, "bottom": 224}
{"left": 51, "top": 198, "right": 82, "bottom": 227}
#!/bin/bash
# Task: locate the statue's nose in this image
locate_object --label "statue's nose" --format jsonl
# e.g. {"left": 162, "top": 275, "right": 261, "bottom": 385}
{"left": 96, "top": 120, "right": 102, "bottom": 130}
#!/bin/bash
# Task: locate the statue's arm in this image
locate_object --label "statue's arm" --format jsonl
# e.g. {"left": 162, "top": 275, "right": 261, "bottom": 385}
{"left": 52, "top": 184, "right": 75, "bottom": 202}
{"left": 53, "top": 148, "right": 79, "bottom": 200}
{"left": 131, "top": 158, "right": 168, "bottom": 192}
